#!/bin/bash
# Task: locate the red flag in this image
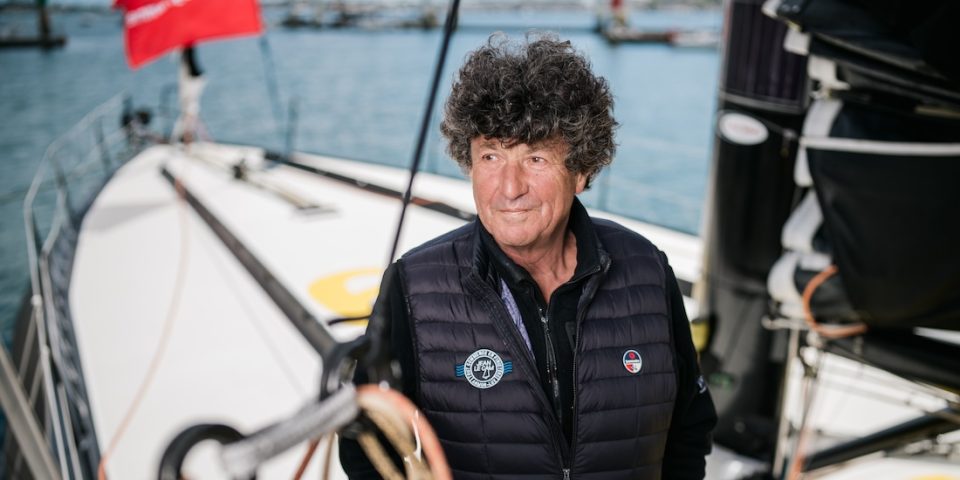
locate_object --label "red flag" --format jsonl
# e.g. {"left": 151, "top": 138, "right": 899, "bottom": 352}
{"left": 114, "top": 0, "right": 264, "bottom": 69}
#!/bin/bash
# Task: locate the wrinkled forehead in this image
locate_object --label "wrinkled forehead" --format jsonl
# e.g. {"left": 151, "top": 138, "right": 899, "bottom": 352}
{"left": 472, "top": 136, "right": 568, "bottom": 155}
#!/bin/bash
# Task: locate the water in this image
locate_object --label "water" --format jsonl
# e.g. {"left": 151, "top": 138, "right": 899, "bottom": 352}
{"left": 0, "top": 5, "right": 721, "bottom": 341}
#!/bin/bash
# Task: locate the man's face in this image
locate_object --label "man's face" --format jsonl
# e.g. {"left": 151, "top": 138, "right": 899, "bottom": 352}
{"left": 470, "top": 137, "right": 587, "bottom": 251}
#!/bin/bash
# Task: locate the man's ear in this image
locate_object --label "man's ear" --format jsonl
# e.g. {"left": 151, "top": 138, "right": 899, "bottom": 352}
{"left": 575, "top": 173, "right": 588, "bottom": 194}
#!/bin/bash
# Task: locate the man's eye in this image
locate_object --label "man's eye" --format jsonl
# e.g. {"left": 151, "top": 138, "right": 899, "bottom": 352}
{"left": 530, "top": 157, "right": 547, "bottom": 165}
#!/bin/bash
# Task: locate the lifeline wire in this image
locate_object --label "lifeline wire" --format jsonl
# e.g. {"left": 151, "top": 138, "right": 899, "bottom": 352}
{"left": 387, "top": 0, "right": 462, "bottom": 265}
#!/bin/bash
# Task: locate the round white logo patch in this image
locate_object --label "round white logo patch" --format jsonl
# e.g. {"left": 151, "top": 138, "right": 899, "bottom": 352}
{"left": 623, "top": 349, "right": 643, "bottom": 374}
{"left": 463, "top": 349, "right": 505, "bottom": 389}
{"left": 718, "top": 111, "right": 769, "bottom": 146}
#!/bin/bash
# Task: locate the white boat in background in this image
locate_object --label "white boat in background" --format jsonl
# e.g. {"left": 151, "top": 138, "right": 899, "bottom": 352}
{"left": 669, "top": 29, "right": 720, "bottom": 49}
{"left": 3, "top": 0, "right": 960, "bottom": 479}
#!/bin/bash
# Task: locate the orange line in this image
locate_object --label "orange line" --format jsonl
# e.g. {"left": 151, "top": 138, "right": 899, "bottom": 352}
{"left": 801, "top": 265, "right": 868, "bottom": 339}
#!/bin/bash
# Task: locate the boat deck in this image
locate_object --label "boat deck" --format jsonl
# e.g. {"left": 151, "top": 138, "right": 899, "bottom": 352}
{"left": 65, "top": 142, "right": 960, "bottom": 478}
{"left": 71, "top": 143, "right": 474, "bottom": 477}
{"left": 70, "top": 142, "right": 703, "bottom": 477}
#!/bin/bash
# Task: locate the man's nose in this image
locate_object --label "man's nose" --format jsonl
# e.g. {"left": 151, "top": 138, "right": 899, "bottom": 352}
{"left": 500, "top": 160, "right": 527, "bottom": 199}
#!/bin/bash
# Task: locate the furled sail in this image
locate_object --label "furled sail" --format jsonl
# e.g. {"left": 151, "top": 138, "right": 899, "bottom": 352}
{"left": 765, "top": 0, "right": 960, "bottom": 331}
{"left": 701, "top": 0, "right": 960, "bottom": 462}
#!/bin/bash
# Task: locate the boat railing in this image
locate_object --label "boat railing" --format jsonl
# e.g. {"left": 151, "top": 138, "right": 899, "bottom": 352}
{"left": 5, "top": 92, "right": 147, "bottom": 480}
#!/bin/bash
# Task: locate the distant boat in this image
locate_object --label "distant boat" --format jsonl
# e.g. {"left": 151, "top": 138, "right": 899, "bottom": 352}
{"left": 281, "top": 1, "right": 439, "bottom": 30}
{"left": 600, "top": 26, "right": 719, "bottom": 48}
{"left": 0, "top": 1, "right": 66, "bottom": 49}
{"left": 601, "top": 25, "right": 674, "bottom": 44}
{"left": 0, "top": 35, "right": 66, "bottom": 48}
{"left": 668, "top": 29, "right": 719, "bottom": 49}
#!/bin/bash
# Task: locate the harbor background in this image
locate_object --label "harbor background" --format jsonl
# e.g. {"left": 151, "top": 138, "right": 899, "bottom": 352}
{"left": 0, "top": 1, "right": 722, "bottom": 343}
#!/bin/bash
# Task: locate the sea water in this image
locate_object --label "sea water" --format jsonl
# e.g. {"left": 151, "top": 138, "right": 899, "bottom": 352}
{"left": 0, "top": 4, "right": 721, "bottom": 341}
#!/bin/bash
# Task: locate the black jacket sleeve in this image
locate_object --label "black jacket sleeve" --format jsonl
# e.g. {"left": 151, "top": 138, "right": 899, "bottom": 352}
{"left": 661, "top": 259, "right": 718, "bottom": 480}
{"left": 338, "top": 263, "right": 418, "bottom": 479}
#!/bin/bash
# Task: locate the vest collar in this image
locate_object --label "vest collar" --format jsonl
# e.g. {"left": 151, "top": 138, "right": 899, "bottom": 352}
{"left": 473, "top": 198, "right": 606, "bottom": 294}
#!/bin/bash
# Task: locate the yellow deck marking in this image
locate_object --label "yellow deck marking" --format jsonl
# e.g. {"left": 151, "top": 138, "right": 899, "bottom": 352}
{"left": 309, "top": 267, "right": 382, "bottom": 319}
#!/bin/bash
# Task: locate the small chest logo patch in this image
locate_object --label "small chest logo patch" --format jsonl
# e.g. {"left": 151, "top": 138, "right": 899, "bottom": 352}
{"left": 623, "top": 349, "right": 643, "bottom": 374}
{"left": 456, "top": 349, "right": 512, "bottom": 389}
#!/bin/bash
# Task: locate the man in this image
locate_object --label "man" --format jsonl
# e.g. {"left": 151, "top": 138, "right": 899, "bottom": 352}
{"left": 341, "top": 34, "right": 716, "bottom": 479}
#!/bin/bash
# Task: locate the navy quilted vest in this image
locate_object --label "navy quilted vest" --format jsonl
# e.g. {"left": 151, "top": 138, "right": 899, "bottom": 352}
{"left": 399, "top": 219, "right": 677, "bottom": 480}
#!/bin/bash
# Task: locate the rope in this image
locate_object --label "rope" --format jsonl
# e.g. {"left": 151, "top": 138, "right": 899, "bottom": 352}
{"left": 289, "top": 433, "right": 336, "bottom": 480}
{"left": 292, "top": 438, "right": 320, "bottom": 480}
{"left": 358, "top": 431, "right": 405, "bottom": 480}
{"left": 789, "top": 265, "right": 865, "bottom": 479}
{"left": 361, "top": 401, "right": 417, "bottom": 458}
{"left": 801, "top": 264, "right": 868, "bottom": 339}
{"left": 356, "top": 385, "right": 452, "bottom": 480}
{"left": 287, "top": 387, "right": 450, "bottom": 480}
{"left": 786, "top": 399, "right": 812, "bottom": 480}
{"left": 97, "top": 158, "right": 193, "bottom": 480}
{"left": 785, "top": 348, "right": 825, "bottom": 480}
{"left": 322, "top": 434, "right": 336, "bottom": 480}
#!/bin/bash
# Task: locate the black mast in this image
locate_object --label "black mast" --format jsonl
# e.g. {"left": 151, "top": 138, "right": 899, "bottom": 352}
{"left": 698, "top": 0, "right": 807, "bottom": 460}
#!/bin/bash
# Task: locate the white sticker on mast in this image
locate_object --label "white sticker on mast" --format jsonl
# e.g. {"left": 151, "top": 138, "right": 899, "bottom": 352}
{"left": 718, "top": 112, "right": 769, "bottom": 146}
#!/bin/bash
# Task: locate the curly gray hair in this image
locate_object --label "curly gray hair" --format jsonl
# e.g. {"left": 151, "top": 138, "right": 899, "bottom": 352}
{"left": 440, "top": 33, "right": 617, "bottom": 188}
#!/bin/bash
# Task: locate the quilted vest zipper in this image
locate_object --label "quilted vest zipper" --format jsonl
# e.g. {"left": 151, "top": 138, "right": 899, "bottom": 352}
{"left": 539, "top": 307, "right": 563, "bottom": 426}
{"left": 465, "top": 274, "right": 569, "bottom": 471}
{"left": 568, "top": 256, "right": 609, "bottom": 478}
